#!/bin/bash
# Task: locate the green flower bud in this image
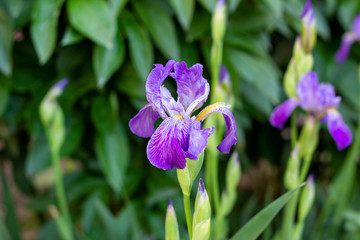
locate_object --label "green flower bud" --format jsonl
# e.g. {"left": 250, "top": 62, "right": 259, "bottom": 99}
{"left": 284, "top": 145, "right": 300, "bottom": 190}
{"left": 192, "top": 179, "right": 211, "bottom": 240}
{"left": 165, "top": 199, "right": 180, "bottom": 240}
{"left": 284, "top": 58, "right": 297, "bottom": 98}
{"left": 177, "top": 152, "right": 204, "bottom": 196}
{"left": 226, "top": 151, "right": 241, "bottom": 193}
{"left": 299, "top": 116, "right": 320, "bottom": 159}
{"left": 211, "top": 0, "right": 226, "bottom": 44}
{"left": 298, "top": 175, "right": 315, "bottom": 222}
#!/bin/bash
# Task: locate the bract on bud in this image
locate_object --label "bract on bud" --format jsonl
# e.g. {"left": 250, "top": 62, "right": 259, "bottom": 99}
{"left": 298, "top": 174, "right": 315, "bottom": 222}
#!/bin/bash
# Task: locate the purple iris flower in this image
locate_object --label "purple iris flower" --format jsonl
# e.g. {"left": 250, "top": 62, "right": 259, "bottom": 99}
{"left": 129, "top": 60, "right": 237, "bottom": 170}
{"left": 270, "top": 71, "right": 352, "bottom": 150}
{"left": 336, "top": 13, "right": 360, "bottom": 63}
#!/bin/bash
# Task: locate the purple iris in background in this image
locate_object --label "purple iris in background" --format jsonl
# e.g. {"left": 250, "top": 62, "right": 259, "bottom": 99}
{"left": 129, "top": 60, "right": 237, "bottom": 170}
{"left": 270, "top": 71, "right": 352, "bottom": 150}
{"left": 336, "top": 13, "right": 360, "bottom": 63}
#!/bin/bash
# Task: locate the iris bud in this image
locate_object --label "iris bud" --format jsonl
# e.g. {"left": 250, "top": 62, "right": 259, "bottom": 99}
{"left": 299, "top": 116, "right": 320, "bottom": 159}
{"left": 192, "top": 179, "right": 211, "bottom": 240}
{"left": 165, "top": 199, "right": 180, "bottom": 240}
{"left": 284, "top": 145, "right": 300, "bottom": 190}
{"left": 300, "top": 0, "right": 316, "bottom": 53}
{"left": 298, "top": 175, "right": 315, "bottom": 222}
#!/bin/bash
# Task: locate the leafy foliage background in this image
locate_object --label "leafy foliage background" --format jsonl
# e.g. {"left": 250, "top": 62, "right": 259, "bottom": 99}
{"left": 1, "top": 0, "right": 360, "bottom": 239}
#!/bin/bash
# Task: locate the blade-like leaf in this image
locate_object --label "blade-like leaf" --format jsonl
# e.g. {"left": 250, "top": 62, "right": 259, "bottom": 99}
{"left": 122, "top": 10, "right": 153, "bottom": 81}
{"left": 109, "top": 0, "right": 129, "bottom": 16}
{"left": 230, "top": 184, "right": 304, "bottom": 240}
{"left": 0, "top": 216, "right": 10, "bottom": 240}
{"left": 133, "top": 0, "right": 179, "bottom": 60}
{"left": 30, "top": 0, "right": 64, "bottom": 64}
{"left": 67, "top": 0, "right": 116, "bottom": 48}
{"left": 198, "top": 0, "right": 216, "bottom": 12}
{"left": 168, "top": 0, "right": 195, "bottom": 30}
{"left": 0, "top": 8, "right": 13, "bottom": 76}
{"left": 93, "top": 31, "right": 125, "bottom": 88}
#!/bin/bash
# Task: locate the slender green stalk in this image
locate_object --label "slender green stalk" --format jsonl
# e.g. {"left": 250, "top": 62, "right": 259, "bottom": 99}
{"left": 281, "top": 191, "right": 299, "bottom": 239}
{"left": 290, "top": 114, "right": 297, "bottom": 148}
{"left": 51, "top": 151, "right": 72, "bottom": 234}
{"left": 183, "top": 194, "right": 192, "bottom": 239}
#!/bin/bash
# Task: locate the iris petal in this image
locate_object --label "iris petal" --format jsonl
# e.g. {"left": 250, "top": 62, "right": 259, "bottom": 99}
{"left": 196, "top": 103, "right": 237, "bottom": 154}
{"left": 351, "top": 13, "right": 360, "bottom": 36}
{"left": 187, "top": 120, "right": 214, "bottom": 159}
{"left": 335, "top": 33, "right": 356, "bottom": 63}
{"left": 326, "top": 109, "right": 352, "bottom": 150}
{"left": 170, "top": 61, "right": 210, "bottom": 114}
{"left": 146, "top": 118, "right": 191, "bottom": 170}
{"left": 146, "top": 60, "right": 175, "bottom": 118}
{"left": 297, "top": 71, "right": 319, "bottom": 111}
{"left": 129, "top": 104, "right": 160, "bottom": 138}
{"left": 160, "top": 86, "right": 185, "bottom": 117}
{"left": 270, "top": 98, "right": 300, "bottom": 129}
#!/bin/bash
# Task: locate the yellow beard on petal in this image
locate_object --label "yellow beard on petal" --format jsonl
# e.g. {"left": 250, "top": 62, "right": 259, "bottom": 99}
{"left": 173, "top": 115, "right": 183, "bottom": 120}
{"left": 196, "top": 102, "right": 227, "bottom": 121}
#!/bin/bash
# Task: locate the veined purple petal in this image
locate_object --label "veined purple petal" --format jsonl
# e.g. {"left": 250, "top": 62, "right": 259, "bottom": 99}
{"left": 129, "top": 104, "right": 161, "bottom": 138}
{"left": 146, "top": 60, "right": 176, "bottom": 118}
{"left": 297, "top": 71, "right": 319, "bottom": 111}
{"left": 160, "top": 86, "right": 185, "bottom": 117}
{"left": 335, "top": 33, "right": 356, "bottom": 63}
{"left": 196, "top": 103, "right": 237, "bottom": 153}
{"left": 170, "top": 61, "right": 210, "bottom": 114}
{"left": 186, "top": 120, "right": 214, "bottom": 159}
{"left": 270, "top": 98, "right": 300, "bottom": 129}
{"left": 326, "top": 109, "right": 352, "bottom": 150}
{"left": 146, "top": 117, "right": 191, "bottom": 170}
{"left": 351, "top": 13, "right": 360, "bottom": 37}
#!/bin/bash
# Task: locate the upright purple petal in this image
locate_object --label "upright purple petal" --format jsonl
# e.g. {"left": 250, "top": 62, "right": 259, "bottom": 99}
{"left": 296, "top": 71, "right": 319, "bottom": 111}
{"left": 170, "top": 61, "right": 210, "bottom": 114}
{"left": 160, "top": 86, "right": 185, "bottom": 117}
{"left": 186, "top": 120, "right": 214, "bottom": 159}
{"left": 129, "top": 104, "right": 161, "bottom": 138}
{"left": 146, "top": 117, "right": 191, "bottom": 170}
{"left": 196, "top": 103, "right": 237, "bottom": 153}
{"left": 326, "top": 109, "right": 352, "bottom": 150}
{"left": 270, "top": 98, "right": 300, "bottom": 129}
{"left": 317, "top": 83, "right": 341, "bottom": 110}
{"left": 146, "top": 60, "right": 176, "bottom": 118}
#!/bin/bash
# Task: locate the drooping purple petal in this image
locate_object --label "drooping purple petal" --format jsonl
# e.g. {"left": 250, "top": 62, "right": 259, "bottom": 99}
{"left": 170, "top": 61, "right": 210, "bottom": 114}
{"left": 335, "top": 33, "right": 356, "bottom": 63}
{"left": 186, "top": 120, "right": 214, "bottom": 159}
{"left": 351, "top": 13, "right": 360, "bottom": 37}
{"left": 317, "top": 83, "right": 341, "bottom": 110}
{"left": 129, "top": 103, "right": 161, "bottom": 138}
{"left": 146, "top": 117, "right": 191, "bottom": 170}
{"left": 196, "top": 103, "right": 237, "bottom": 153}
{"left": 270, "top": 98, "right": 300, "bottom": 129}
{"left": 296, "top": 71, "right": 319, "bottom": 111}
{"left": 146, "top": 60, "right": 176, "bottom": 118}
{"left": 160, "top": 86, "right": 185, "bottom": 117}
{"left": 326, "top": 109, "right": 352, "bottom": 150}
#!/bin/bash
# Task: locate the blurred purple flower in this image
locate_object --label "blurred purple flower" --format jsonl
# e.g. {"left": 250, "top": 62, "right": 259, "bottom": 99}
{"left": 270, "top": 71, "right": 352, "bottom": 150}
{"left": 129, "top": 60, "right": 237, "bottom": 170}
{"left": 336, "top": 13, "right": 360, "bottom": 63}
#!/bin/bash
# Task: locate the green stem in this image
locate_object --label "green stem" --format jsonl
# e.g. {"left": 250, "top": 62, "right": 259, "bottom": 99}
{"left": 51, "top": 150, "right": 73, "bottom": 240}
{"left": 211, "top": 149, "right": 220, "bottom": 213}
{"left": 183, "top": 194, "right": 192, "bottom": 239}
{"left": 281, "top": 191, "right": 299, "bottom": 240}
{"left": 291, "top": 114, "right": 297, "bottom": 148}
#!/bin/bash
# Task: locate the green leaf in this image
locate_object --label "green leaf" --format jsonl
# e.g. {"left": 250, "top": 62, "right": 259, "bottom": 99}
{"left": 4, "top": 0, "right": 23, "bottom": 19}
{"left": 0, "top": 8, "right": 13, "bottom": 76}
{"left": 169, "top": 0, "right": 195, "bottom": 30}
{"left": 0, "top": 216, "right": 10, "bottom": 240}
{"left": 109, "top": 0, "right": 129, "bottom": 16}
{"left": 133, "top": 0, "right": 180, "bottom": 60}
{"left": 93, "top": 31, "right": 125, "bottom": 88}
{"left": 0, "top": 76, "right": 10, "bottom": 116}
{"left": 61, "top": 27, "right": 85, "bottom": 46}
{"left": 229, "top": 0, "right": 242, "bottom": 12}
{"left": 30, "top": 0, "right": 64, "bottom": 64}
{"left": 225, "top": 48, "right": 280, "bottom": 104}
{"left": 122, "top": 10, "right": 153, "bottom": 81}
{"left": 230, "top": 185, "right": 304, "bottom": 240}
{"left": 67, "top": 0, "right": 116, "bottom": 48}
